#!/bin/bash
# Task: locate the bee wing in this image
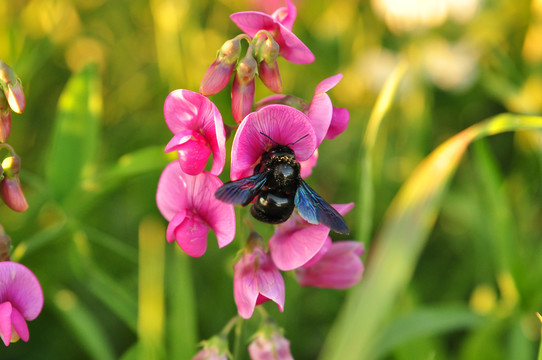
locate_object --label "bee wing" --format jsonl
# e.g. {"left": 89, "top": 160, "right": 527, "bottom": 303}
{"left": 295, "top": 179, "right": 350, "bottom": 234}
{"left": 215, "top": 171, "right": 268, "bottom": 206}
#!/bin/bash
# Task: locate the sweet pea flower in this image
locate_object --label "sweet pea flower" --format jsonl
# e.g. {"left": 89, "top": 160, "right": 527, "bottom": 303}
{"left": 230, "top": 104, "right": 316, "bottom": 181}
{"left": 230, "top": 0, "right": 315, "bottom": 64}
{"left": 296, "top": 238, "right": 364, "bottom": 289}
{"left": 0, "top": 261, "right": 43, "bottom": 346}
{"left": 0, "top": 60, "right": 25, "bottom": 114}
{"left": 192, "top": 335, "right": 229, "bottom": 360}
{"left": 163, "top": 90, "right": 226, "bottom": 176}
{"left": 269, "top": 203, "right": 353, "bottom": 271}
{"left": 231, "top": 52, "right": 258, "bottom": 124}
{"left": 233, "top": 236, "right": 285, "bottom": 319}
{"left": 200, "top": 37, "right": 242, "bottom": 96}
{"left": 307, "top": 74, "right": 350, "bottom": 146}
{"left": 248, "top": 332, "right": 294, "bottom": 360}
{"left": 299, "top": 148, "right": 318, "bottom": 178}
{"left": 156, "top": 161, "right": 235, "bottom": 257}
{"left": 0, "top": 94, "right": 11, "bottom": 142}
{"left": 1, "top": 154, "right": 28, "bottom": 213}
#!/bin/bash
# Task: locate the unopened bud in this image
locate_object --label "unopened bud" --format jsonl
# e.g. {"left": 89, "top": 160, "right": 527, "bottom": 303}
{"left": 0, "top": 60, "right": 26, "bottom": 114}
{"left": 219, "top": 38, "right": 241, "bottom": 63}
{"left": 255, "top": 36, "right": 280, "bottom": 65}
{"left": 258, "top": 60, "right": 282, "bottom": 93}
{"left": 0, "top": 175, "right": 28, "bottom": 212}
{"left": 231, "top": 74, "right": 255, "bottom": 123}
{"left": 236, "top": 53, "right": 257, "bottom": 85}
{"left": 0, "top": 224, "right": 11, "bottom": 261}
{"left": 199, "top": 38, "right": 242, "bottom": 96}
{"left": 0, "top": 95, "right": 11, "bottom": 142}
{"left": 2, "top": 154, "right": 21, "bottom": 176}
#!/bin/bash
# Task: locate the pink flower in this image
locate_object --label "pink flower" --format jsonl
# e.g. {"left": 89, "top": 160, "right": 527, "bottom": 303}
{"left": 1, "top": 154, "right": 28, "bottom": 213}
{"left": 231, "top": 53, "right": 258, "bottom": 124}
{"left": 0, "top": 60, "right": 25, "bottom": 114}
{"left": 163, "top": 90, "right": 226, "bottom": 176}
{"left": 230, "top": 0, "right": 315, "bottom": 64}
{"left": 299, "top": 148, "right": 318, "bottom": 178}
{"left": 248, "top": 332, "right": 294, "bottom": 360}
{"left": 307, "top": 74, "right": 349, "bottom": 146}
{"left": 233, "top": 243, "right": 285, "bottom": 319}
{"left": 156, "top": 161, "right": 235, "bottom": 257}
{"left": 230, "top": 104, "right": 316, "bottom": 181}
{"left": 0, "top": 262, "right": 43, "bottom": 346}
{"left": 200, "top": 38, "right": 241, "bottom": 96}
{"left": 296, "top": 240, "right": 364, "bottom": 289}
{"left": 269, "top": 203, "right": 353, "bottom": 271}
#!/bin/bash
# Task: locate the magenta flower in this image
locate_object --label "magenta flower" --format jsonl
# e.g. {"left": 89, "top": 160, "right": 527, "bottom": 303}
{"left": 307, "top": 74, "right": 350, "bottom": 146}
{"left": 233, "top": 243, "right": 285, "bottom": 319}
{"left": 230, "top": 104, "right": 316, "bottom": 181}
{"left": 296, "top": 239, "right": 364, "bottom": 289}
{"left": 0, "top": 261, "right": 43, "bottom": 346}
{"left": 156, "top": 161, "right": 235, "bottom": 257}
{"left": 230, "top": 0, "right": 315, "bottom": 64}
{"left": 163, "top": 90, "right": 226, "bottom": 176}
{"left": 248, "top": 332, "right": 294, "bottom": 360}
{"left": 269, "top": 203, "right": 353, "bottom": 271}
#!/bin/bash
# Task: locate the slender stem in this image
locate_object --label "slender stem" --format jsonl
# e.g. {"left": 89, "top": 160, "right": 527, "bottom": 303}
{"left": 232, "top": 316, "right": 244, "bottom": 360}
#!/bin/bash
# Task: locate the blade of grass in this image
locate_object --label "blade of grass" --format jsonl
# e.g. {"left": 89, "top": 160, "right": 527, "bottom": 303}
{"left": 321, "top": 114, "right": 542, "bottom": 360}
{"left": 138, "top": 217, "right": 166, "bottom": 359}
{"left": 358, "top": 59, "right": 408, "bottom": 246}
{"left": 46, "top": 64, "right": 101, "bottom": 204}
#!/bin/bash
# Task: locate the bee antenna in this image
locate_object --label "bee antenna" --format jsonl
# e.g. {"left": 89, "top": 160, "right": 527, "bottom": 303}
{"left": 260, "top": 132, "right": 280, "bottom": 145}
{"left": 288, "top": 134, "right": 309, "bottom": 146}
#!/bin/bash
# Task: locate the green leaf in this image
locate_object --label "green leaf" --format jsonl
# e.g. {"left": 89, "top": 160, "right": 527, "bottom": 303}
{"left": 52, "top": 289, "right": 116, "bottom": 360}
{"left": 321, "top": 114, "right": 542, "bottom": 360}
{"left": 46, "top": 64, "right": 101, "bottom": 203}
{"left": 375, "top": 306, "right": 483, "bottom": 358}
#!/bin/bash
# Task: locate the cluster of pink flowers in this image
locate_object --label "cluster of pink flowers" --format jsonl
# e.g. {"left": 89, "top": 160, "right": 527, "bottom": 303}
{"left": 155, "top": 2, "right": 364, "bottom": 358}
{"left": 0, "top": 60, "right": 44, "bottom": 348}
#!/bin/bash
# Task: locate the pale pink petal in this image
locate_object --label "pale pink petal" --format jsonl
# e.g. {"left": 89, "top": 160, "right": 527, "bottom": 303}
{"left": 255, "top": 255, "right": 285, "bottom": 312}
{"left": 11, "top": 307, "right": 29, "bottom": 342}
{"left": 231, "top": 77, "right": 255, "bottom": 124}
{"left": 272, "top": 0, "right": 297, "bottom": 30}
{"left": 303, "top": 236, "right": 332, "bottom": 268}
{"left": 296, "top": 241, "right": 364, "bottom": 289}
{"left": 315, "top": 74, "right": 343, "bottom": 94}
{"left": 299, "top": 148, "right": 318, "bottom": 178}
{"left": 307, "top": 92, "right": 332, "bottom": 147}
{"left": 326, "top": 107, "right": 350, "bottom": 139}
{"left": 173, "top": 214, "right": 210, "bottom": 257}
{"left": 0, "top": 262, "right": 43, "bottom": 321}
{"left": 0, "top": 302, "right": 12, "bottom": 346}
{"left": 233, "top": 254, "right": 261, "bottom": 319}
{"left": 334, "top": 202, "right": 355, "bottom": 216}
{"left": 269, "top": 221, "right": 331, "bottom": 271}
{"left": 230, "top": 104, "right": 316, "bottom": 180}
{"left": 249, "top": 333, "right": 294, "bottom": 360}
{"left": 156, "top": 162, "right": 188, "bottom": 221}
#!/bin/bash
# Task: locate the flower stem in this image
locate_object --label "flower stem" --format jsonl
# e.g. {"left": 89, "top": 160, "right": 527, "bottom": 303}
{"left": 232, "top": 316, "right": 244, "bottom": 360}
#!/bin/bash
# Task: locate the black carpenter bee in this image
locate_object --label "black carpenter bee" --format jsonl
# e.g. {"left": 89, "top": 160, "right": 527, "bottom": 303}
{"left": 214, "top": 133, "right": 349, "bottom": 234}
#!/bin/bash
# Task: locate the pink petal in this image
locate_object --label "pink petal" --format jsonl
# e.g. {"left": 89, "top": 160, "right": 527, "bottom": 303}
{"left": 296, "top": 241, "right": 364, "bottom": 289}
{"left": 299, "top": 148, "right": 318, "bottom": 178}
{"left": 326, "top": 107, "right": 350, "bottom": 139}
{"left": 164, "top": 130, "right": 193, "bottom": 153}
{"left": 303, "top": 236, "right": 332, "bottom": 268}
{"left": 234, "top": 255, "right": 261, "bottom": 319}
{"left": 166, "top": 210, "right": 187, "bottom": 243}
{"left": 167, "top": 131, "right": 212, "bottom": 175}
{"left": 200, "top": 59, "right": 235, "bottom": 96}
{"left": 0, "top": 302, "right": 12, "bottom": 346}
{"left": 230, "top": 12, "right": 314, "bottom": 64}
{"left": 163, "top": 90, "right": 226, "bottom": 176}
{"left": 272, "top": 0, "right": 297, "bottom": 30}
{"left": 315, "top": 73, "right": 343, "bottom": 94}
{"left": 255, "top": 256, "right": 285, "bottom": 312}
{"left": 156, "top": 162, "right": 188, "bottom": 221}
{"left": 172, "top": 214, "right": 210, "bottom": 257}
{"left": 184, "top": 172, "right": 236, "bottom": 249}
{"left": 307, "top": 92, "right": 332, "bottom": 147}
{"left": 0, "top": 262, "right": 44, "bottom": 321}
{"left": 334, "top": 202, "right": 355, "bottom": 216}
{"left": 230, "top": 104, "right": 316, "bottom": 180}
{"left": 11, "top": 307, "right": 29, "bottom": 342}
{"left": 269, "top": 220, "right": 331, "bottom": 271}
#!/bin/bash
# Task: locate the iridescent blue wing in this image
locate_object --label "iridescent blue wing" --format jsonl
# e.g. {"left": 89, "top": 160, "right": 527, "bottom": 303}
{"left": 295, "top": 179, "right": 349, "bottom": 234}
{"left": 215, "top": 172, "right": 268, "bottom": 206}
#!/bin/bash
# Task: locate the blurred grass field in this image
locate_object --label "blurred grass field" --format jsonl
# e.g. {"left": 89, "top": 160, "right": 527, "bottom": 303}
{"left": 1, "top": 0, "right": 542, "bottom": 359}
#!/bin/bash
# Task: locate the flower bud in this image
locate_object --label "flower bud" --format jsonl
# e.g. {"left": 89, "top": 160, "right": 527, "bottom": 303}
{"left": 192, "top": 335, "right": 229, "bottom": 360}
{"left": 1, "top": 155, "right": 27, "bottom": 212}
{"left": 254, "top": 36, "right": 280, "bottom": 65}
{"left": 231, "top": 53, "right": 257, "bottom": 123}
{"left": 0, "top": 95, "right": 11, "bottom": 142}
{"left": 236, "top": 53, "right": 258, "bottom": 85}
{"left": 248, "top": 332, "right": 293, "bottom": 360}
{"left": 0, "top": 224, "right": 11, "bottom": 261}
{"left": 258, "top": 60, "right": 282, "bottom": 93}
{"left": 0, "top": 60, "right": 25, "bottom": 114}
{"left": 199, "top": 38, "right": 241, "bottom": 96}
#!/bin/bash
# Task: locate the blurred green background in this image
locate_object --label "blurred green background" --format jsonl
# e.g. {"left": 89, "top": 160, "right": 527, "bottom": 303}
{"left": 1, "top": 0, "right": 542, "bottom": 359}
